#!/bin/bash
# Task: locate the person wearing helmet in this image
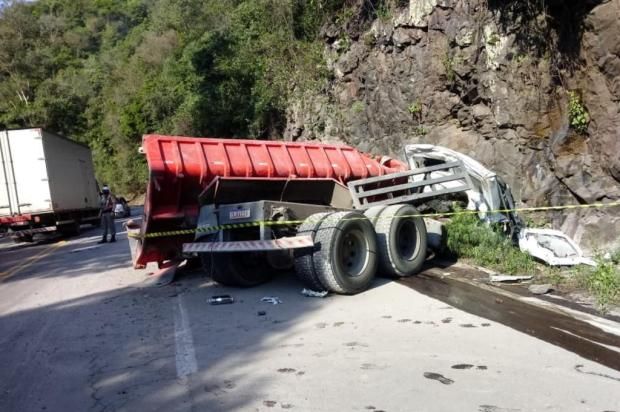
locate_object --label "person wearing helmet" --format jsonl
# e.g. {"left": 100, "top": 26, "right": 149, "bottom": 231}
{"left": 99, "top": 185, "right": 116, "bottom": 243}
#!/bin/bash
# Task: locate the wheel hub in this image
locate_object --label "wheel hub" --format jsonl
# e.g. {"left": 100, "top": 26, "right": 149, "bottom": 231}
{"left": 339, "top": 229, "right": 368, "bottom": 277}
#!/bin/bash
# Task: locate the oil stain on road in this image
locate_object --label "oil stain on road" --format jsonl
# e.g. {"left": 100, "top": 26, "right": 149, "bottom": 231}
{"left": 400, "top": 273, "right": 620, "bottom": 372}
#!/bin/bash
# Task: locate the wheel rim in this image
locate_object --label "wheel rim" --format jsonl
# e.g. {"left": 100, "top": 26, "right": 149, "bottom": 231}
{"left": 337, "top": 228, "right": 369, "bottom": 278}
{"left": 396, "top": 219, "right": 420, "bottom": 262}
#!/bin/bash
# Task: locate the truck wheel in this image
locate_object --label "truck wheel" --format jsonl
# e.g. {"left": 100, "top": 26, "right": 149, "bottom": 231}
{"left": 59, "top": 221, "right": 81, "bottom": 237}
{"left": 364, "top": 206, "right": 388, "bottom": 225}
{"left": 211, "top": 252, "right": 274, "bottom": 287}
{"left": 197, "top": 235, "right": 274, "bottom": 287}
{"left": 373, "top": 204, "right": 427, "bottom": 278}
{"left": 13, "top": 234, "right": 33, "bottom": 243}
{"left": 312, "top": 211, "right": 377, "bottom": 294}
{"left": 293, "top": 212, "right": 332, "bottom": 291}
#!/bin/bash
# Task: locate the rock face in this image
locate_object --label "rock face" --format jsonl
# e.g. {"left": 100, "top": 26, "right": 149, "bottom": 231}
{"left": 285, "top": 0, "right": 620, "bottom": 253}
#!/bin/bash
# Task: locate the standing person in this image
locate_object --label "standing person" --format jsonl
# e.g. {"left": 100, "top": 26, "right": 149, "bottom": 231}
{"left": 99, "top": 185, "right": 116, "bottom": 243}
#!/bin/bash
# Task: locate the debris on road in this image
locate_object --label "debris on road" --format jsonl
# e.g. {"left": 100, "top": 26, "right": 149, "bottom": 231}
{"left": 261, "top": 296, "right": 282, "bottom": 305}
{"left": 301, "top": 288, "right": 328, "bottom": 298}
{"left": 518, "top": 228, "right": 596, "bottom": 267}
{"left": 528, "top": 284, "right": 553, "bottom": 295}
{"left": 489, "top": 275, "right": 533, "bottom": 283}
{"left": 208, "top": 295, "right": 235, "bottom": 305}
{"left": 257, "top": 310, "right": 267, "bottom": 316}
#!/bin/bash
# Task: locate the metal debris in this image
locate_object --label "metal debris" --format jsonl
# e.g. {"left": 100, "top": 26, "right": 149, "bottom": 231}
{"left": 261, "top": 296, "right": 282, "bottom": 305}
{"left": 208, "top": 295, "right": 234, "bottom": 305}
{"left": 490, "top": 275, "right": 533, "bottom": 283}
{"left": 301, "top": 288, "right": 328, "bottom": 298}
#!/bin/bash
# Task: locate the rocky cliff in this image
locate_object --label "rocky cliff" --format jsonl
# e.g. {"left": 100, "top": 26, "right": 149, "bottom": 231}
{"left": 285, "top": 0, "right": 620, "bottom": 252}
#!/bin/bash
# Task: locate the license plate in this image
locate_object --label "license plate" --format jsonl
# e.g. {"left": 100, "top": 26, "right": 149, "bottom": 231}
{"left": 229, "top": 209, "right": 251, "bottom": 220}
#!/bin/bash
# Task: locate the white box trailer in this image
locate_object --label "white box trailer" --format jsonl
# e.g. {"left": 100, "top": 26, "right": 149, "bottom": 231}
{"left": 0, "top": 128, "right": 100, "bottom": 240}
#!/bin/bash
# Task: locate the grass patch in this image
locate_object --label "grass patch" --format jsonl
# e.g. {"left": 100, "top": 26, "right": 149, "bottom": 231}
{"left": 568, "top": 256, "right": 620, "bottom": 312}
{"left": 444, "top": 210, "right": 620, "bottom": 312}
{"left": 443, "top": 211, "right": 535, "bottom": 276}
{"left": 585, "top": 259, "right": 620, "bottom": 310}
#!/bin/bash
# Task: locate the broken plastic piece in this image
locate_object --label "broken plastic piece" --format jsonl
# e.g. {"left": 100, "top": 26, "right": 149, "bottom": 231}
{"left": 261, "top": 296, "right": 282, "bottom": 305}
{"left": 490, "top": 275, "right": 533, "bottom": 283}
{"left": 301, "top": 288, "right": 328, "bottom": 298}
{"left": 518, "top": 228, "right": 596, "bottom": 266}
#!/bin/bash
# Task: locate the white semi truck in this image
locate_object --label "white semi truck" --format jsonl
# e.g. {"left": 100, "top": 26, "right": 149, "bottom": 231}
{"left": 0, "top": 128, "right": 101, "bottom": 241}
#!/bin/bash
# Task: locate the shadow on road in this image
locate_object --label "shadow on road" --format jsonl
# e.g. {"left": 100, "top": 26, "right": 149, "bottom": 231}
{"left": 0, "top": 218, "right": 348, "bottom": 410}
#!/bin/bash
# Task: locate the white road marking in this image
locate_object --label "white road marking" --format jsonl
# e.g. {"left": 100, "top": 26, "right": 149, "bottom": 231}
{"left": 69, "top": 245, "right": 101, "bottom": 253}
{"left": 173, "top": 293, "right": 198, "bottom": 378}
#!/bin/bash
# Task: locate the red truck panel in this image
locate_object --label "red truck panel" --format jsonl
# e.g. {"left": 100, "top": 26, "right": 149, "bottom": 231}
{"left": 134, "top": 135, "right": 408, "bottom": 268}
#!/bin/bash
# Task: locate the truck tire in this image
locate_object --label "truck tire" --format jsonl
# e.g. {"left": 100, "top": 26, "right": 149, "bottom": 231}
{"left": 210, "top": 252, "right": 274, "bottom": 287}
{"left": 197, "top": 235, "right": 273, "bottom": 287}
{"left": 293, "top": 212, "right": 332, "bottom": 291}
{"left": 312, "top": 211, "right": 377, "bottom": 294}
{"left": 13, "top": 234, "right": 33, "bottom": 243}
{"left": 59, "top": 221, "right": 81, "bottom": 237}
{"left": 373, "top": 204, "right": 427, "bottom": 278}
{"left": 363, "top": 206, "right": 388, "bottom": 225}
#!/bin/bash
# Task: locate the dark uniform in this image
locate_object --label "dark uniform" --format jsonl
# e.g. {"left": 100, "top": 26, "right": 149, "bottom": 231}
{"left": 99, "top": 186, "right": 116, "bottom": 243}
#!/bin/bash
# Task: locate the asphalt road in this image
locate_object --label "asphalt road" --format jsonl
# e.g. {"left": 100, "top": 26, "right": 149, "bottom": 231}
{"left": 0, "top": 220, "right": 619, "bottom": 412}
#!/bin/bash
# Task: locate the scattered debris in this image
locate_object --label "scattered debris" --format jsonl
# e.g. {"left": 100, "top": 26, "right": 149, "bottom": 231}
{"left": 406, "top": 144, "right": 597, "bottom": 268}
{"left": 208, "top": 295, "right": 234, "bottom": 305}
{"left": 261, "top": 296, "right": 282, "bottom": 305}
{"left": 301, "top": 288, "right": 328, "bottom": 298}
{"left": 518, "top": 229, "right": 596, "bottom": 267}
{"left": 490, "top": 275, "right": 533, "bottom": 283}
{"left": 528, "top": 284, "right": 553, "bottom": 295}
{"left": 257, "top": 311, "right": 267, "bottom": 316}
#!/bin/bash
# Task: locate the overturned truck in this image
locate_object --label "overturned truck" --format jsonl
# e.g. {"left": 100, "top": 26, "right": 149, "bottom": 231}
{"left": 129, "top": 135, "right": 474, "bottom": 294}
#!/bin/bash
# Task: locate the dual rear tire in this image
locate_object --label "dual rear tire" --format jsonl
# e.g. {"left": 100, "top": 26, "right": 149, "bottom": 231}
{"left": 294, "top": 205, "right": 427, "bottom": 294}
{"left": 295, "top": 211, "right": 378, "bottom": 294}
{"left": 202, "top": 204, "right": 427, "bottom": 294}
{"left": 370, "top": 204, "right": 427, "bottom": 278}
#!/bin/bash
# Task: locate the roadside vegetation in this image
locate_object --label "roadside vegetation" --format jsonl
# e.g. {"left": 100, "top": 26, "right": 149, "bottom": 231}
{"left": 0, "top": 0, "right": 410, "bottom": 194}
{"left": 562, "top": 253, "right": 620, "bottom": 313}
{"left": 0, "top": 0, "right": 352, "bottom": 193}
{"left": 443, "top": 209, "right": 620, "bottom": 312}
{"left": 443, "top": 211, "right": 535, "bottom": 275}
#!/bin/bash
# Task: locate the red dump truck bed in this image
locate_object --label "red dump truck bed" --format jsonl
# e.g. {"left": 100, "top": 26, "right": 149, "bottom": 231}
{"left": 132, "top": 135, "right": 408, "bottom": 268}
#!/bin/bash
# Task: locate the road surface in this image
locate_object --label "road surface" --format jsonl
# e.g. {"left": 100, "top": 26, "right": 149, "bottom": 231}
{"left": 0, "top": 221, "right": 618, "bottom": 412}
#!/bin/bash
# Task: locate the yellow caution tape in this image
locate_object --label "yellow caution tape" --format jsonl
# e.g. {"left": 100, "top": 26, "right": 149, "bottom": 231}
{"left": 127, "top": 201, "right": 620, "bottom": 240}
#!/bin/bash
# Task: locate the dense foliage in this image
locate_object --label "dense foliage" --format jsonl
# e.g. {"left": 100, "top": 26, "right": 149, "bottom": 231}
{"left": 0, "top": 0, "right": 349, "bottom": 193}
{"left": 443, "top": 210, "right": 536, "bottom": 276}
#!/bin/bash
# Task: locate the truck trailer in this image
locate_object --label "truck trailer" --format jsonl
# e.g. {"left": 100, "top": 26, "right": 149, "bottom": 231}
{"left": 129, "top": 134, "right": 473, "bottom": 294}
{"left": 0, "top": 128, "right": 101, "bottom": 241}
